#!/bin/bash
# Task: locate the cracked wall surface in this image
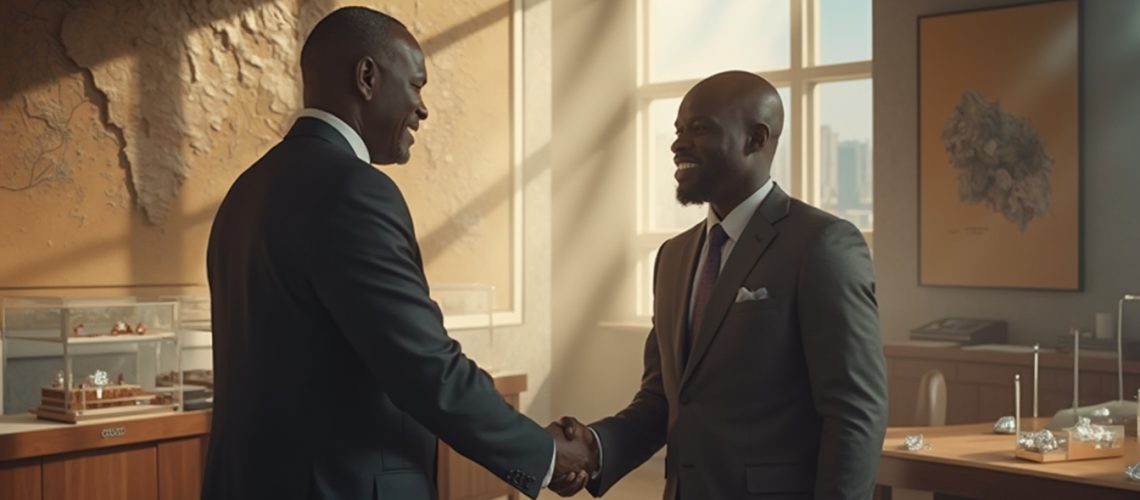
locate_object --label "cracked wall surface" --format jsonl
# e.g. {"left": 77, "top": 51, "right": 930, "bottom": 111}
{"left": 0, "top": 0, "right": 514, "bottom": 305}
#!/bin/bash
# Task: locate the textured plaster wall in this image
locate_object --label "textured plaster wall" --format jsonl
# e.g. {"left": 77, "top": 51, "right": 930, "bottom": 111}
{"left": 0, "top": 0, "right": 311, "bottom": 290}
{"left": 0, "top": 0, "right": 554, "bottom": 420}
{"left": 0, "top": 0, "right": 514, "bottom": 309}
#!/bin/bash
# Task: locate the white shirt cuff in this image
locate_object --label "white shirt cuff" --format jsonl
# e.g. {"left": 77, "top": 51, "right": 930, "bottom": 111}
{"left": 542, "top": 439, "right": 556, "bottom": 487}
{"left": 589, "top": 427, "right": 604, "bottom": 479}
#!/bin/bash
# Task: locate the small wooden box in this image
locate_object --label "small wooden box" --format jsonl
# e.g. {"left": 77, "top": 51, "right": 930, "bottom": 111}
{"left": 1015, "top": 426, "right": 1125, "bottom": 462}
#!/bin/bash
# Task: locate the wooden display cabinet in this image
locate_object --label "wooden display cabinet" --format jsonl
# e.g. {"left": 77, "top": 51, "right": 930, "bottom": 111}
{"left": 0, "top": 373, "right": 527, "bottom": 500}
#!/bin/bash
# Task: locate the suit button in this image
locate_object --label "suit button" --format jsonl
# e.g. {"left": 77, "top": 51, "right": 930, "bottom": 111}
{"left": 680, "top": 394, "right": 690, "bottom": 404}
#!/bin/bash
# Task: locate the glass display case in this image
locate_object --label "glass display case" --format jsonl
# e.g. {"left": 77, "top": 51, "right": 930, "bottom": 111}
{"left": 1, "top": 296, "right": 181, "bottom": 422}
{"left": 156, "top": 294, "right": 213, "bottom": 411}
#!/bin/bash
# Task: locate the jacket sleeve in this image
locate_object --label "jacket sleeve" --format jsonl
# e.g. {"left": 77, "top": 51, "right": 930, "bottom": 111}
{"left": 797, "top": 219, "right": 889, "bottom": 500}
{"left": 307, "top": 167, "right": 552, "bottom": 498}
{"left": 587, "top": 247, "right": 669, "bottom": 497}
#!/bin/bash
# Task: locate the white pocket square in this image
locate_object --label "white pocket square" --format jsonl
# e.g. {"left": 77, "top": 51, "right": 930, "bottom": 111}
{"left": 734, "top": 286, "right": 769, "bottom": 303}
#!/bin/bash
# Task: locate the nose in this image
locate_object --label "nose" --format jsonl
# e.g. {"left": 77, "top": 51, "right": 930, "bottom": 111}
{"left": 671, "top": 133, "right": 689, "bottom": 155}
{"left": 417, "top": 102, "right": 429, "bottom": 121}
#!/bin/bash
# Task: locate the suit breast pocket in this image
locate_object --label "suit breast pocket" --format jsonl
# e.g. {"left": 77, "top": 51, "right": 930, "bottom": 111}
{"left": 730, "top": 296, "right": 782, "bottom": 313}
{"left": 719, "top": 297, "right": 795, "bottom": 374}
{"left": 374, "top": 471, "right": 433, "bottom": 500}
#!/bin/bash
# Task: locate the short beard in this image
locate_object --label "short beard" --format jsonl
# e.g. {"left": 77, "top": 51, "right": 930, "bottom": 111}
{"left": 676, "top": 179, "right": 713, "bottom": 206}
{"left": 394, "top": 147, "right": 411, "bottom": 165}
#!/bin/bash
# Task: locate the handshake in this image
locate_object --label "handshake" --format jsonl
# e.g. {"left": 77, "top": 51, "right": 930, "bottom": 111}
{"left": 544, "top": 416, "right": 599, "bottom": 497}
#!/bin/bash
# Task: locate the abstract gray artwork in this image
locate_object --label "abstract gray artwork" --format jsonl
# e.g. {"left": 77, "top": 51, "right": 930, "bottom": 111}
{"left": 941, "top": 90, "right": 1053, "bottom": 231}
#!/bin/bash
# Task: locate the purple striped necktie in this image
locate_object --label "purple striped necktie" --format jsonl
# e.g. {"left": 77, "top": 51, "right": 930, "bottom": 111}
{"left": 689, "top": 223, "right": 729, "bottom": 352}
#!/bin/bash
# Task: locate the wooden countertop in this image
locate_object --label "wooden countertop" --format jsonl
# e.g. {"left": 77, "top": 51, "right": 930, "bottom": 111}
{"left": 0, "top": 410, "right": 211, "bottom": 462}
{"left": 0, "top": 371, "right": 526, "bottom": 462}
{"left": 882, "top": 419, "right": 1140, "bottom": 494}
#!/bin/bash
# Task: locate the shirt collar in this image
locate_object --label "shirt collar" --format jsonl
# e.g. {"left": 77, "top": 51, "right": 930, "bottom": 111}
{"left": 297, "top": 108, "right": 371, "bottom": 164}
{"left": 705, "top": 178, "right": 776, "bottom": 243}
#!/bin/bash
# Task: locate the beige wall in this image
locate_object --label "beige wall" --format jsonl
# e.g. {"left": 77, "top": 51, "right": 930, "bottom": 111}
{"left": 550, "top": 0, "right": 649, "bottom": 424}
{"left": 874, "top": 0, "right": 1140, "bottom": 344}
{"left": 0, "top": 0, "right": 556, "bottom": 421}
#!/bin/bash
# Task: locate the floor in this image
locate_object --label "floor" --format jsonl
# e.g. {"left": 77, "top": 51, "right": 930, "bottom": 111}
{"left": 532, "top": 458, "right": 930, "bottom": 499}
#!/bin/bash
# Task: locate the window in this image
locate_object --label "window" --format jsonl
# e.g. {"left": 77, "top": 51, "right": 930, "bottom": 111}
{"left": 635, "top": 0, "right": 872, "bottom": 317}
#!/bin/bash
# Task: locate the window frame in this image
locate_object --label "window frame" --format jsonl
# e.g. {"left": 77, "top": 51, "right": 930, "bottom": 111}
{"left": 633, "top": 0, "right": 873, "bottom": 317}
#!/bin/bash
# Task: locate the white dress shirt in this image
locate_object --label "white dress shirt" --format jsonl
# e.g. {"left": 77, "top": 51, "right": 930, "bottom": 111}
{"left": 298, "top": 107, "right": 557, "bottom": 488}
{"left": 688, "top": 178, "right": 775, "bottom": 320}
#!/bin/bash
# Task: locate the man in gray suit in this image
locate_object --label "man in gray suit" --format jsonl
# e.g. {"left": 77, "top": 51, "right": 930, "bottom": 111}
{"left": 553, "top": 71, "right": 888, "bottom": 499}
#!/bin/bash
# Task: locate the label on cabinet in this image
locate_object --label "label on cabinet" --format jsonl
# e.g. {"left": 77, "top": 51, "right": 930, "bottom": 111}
{"left": 100, "top": 426, "right": 127, "bottom": 439}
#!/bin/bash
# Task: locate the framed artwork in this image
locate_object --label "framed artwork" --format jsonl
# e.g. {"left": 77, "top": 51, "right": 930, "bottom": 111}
{"left": 918, "top": 0, "right": 1081, "bottom": 290}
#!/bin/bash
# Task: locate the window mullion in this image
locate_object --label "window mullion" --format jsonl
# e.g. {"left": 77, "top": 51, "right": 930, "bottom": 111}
{"left": 789, "top": 0, "right": 803, "bottom": 199}
{"left": 803, "top": 0, "right": 820, "bottom": 205}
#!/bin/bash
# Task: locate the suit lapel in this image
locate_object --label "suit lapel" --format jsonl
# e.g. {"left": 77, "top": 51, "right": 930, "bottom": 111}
{"left": 667, "top": 223, "right": 705, "bottom": 382}
{"left": 680, "top": 185, "right": 791, "bottom": 388}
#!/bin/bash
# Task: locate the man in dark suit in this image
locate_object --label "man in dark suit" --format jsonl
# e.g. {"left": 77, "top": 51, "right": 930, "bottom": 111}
{"left": 553, "top": 71, "right": 888, "bottom": 499}
{"left": 203, "top": 7, "right": 592, "bottom": 500}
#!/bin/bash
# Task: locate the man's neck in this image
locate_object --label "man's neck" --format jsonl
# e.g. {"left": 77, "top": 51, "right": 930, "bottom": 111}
{"left": 710, "top": 176, "right": 769, "bottom": 219}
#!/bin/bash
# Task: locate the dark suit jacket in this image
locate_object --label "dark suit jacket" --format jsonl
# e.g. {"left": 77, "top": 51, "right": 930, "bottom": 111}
{"left": 202, "top": 118, "right": 551, "bottom": 500}
{"left": 588, "top": 185, "right": 888, "bottom": 500}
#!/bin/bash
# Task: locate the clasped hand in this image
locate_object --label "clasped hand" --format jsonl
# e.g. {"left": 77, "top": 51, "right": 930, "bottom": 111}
{"left": 544, "top": 416, "right": 598, "bottom": 497}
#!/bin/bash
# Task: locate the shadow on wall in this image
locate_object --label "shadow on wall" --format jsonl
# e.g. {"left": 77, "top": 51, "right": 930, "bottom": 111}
{"left": 0, "top": 0, "right": 551, "bottom": 290}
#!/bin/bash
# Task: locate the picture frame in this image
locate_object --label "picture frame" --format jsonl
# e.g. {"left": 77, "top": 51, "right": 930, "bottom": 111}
{"left": 917, "top": 0, "right": 1081, "bottom": 290}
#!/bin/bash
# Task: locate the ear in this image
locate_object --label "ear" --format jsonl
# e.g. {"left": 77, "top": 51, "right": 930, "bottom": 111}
{"left": 356, "top": 56, "right": 380, "bottom": 101}
{"left": 744, "top": 122, "right": 771, "bottom": 155}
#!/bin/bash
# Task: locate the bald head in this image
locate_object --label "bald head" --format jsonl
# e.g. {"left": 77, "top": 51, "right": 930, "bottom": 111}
{"left": 301, "top": 7, "right": 408, "bottom": 101}
{"left": 671, "top": 71, "right": 785, "bottom": 214}
{"left": 686, "top": 71, "right": 784, "bottom": 146}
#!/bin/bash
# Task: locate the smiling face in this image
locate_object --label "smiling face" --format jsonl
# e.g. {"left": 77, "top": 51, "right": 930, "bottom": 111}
{"left": 670, "top": 72, "right": 781, "bottom": 214}
{"left": 671, "top": 85, "right": 750, "bottom": 207}
{"left": 358, "top": 28, "right": 429, "bottom": 165}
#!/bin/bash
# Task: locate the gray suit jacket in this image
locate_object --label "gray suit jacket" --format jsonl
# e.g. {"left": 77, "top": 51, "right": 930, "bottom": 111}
{"left": 588, "top": 185, "right": 888, "bottom": 499}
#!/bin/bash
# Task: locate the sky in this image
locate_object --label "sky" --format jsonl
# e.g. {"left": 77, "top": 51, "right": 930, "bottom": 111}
{"left": 649, "top": 0, "right": 873, "bottom": 143}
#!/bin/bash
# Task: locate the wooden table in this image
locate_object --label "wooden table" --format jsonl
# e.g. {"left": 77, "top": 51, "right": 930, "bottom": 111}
{"left": 876, "top": 420, "right": 1140, "bottom": 499}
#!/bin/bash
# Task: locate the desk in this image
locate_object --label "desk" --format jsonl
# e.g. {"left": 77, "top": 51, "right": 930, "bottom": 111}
{"left": 876, "top": 420, "right": 1140, "bottom": 499}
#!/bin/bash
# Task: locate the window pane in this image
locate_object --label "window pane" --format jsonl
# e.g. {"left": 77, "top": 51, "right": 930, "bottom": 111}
{"left": 818, "top": 0, "right": 872, "bottom": 65}
{"left": 649, "top": 0, "right": 790, "bottom": 83}
{"left": 772, "top": 87, "right": 792, "bottom": 192}
{"left": 817, "top": 79, "right": 873, "bottom": 231}
{"left": 647, "top": 97, "right": 704, "bottom": 232}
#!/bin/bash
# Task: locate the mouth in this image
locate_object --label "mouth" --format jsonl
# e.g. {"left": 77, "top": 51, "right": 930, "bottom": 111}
{"left": 674, "top": 160, "right": 700, "bottom": 181}
{"left": 405, "top": 123, "right": 417, "bottom": 144}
